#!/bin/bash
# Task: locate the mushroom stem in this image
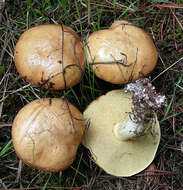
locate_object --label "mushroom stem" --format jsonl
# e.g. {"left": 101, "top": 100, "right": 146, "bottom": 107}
{"left": 113, "top": 77, "right": 167, "bottom": 141}
{"left": 113, "top": 118, "right": 144, "bottom": 141}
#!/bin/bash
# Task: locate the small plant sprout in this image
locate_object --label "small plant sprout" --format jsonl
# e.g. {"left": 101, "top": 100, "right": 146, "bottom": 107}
{"left": 82, "top": 78, "right": 167, "bottom": 177}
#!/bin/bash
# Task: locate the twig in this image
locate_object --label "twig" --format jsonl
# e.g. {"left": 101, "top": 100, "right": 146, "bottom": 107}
{"left": 88, "top": 0, "right": 90, "bottom": 26}
{"left": 175, "top": 84, "right": 183, "bottom": 90}
{"left": 170, "top": 8, "right": 183, "bottom": 30}
{"left": 171, "top": 8, "right": 178, "bottom": 50}
{"left": 0, "top": 30, "right": 9, "bottom": 65}
{"left": 15, "top": 160, "right": 22, "bottom": 183}
{"left": 136, "top": 170, "right": 178, "bottom": 177}
{"left": 71, "top": 153, "right": 83, "bottom": 187}
{"left": 0, "top": 0, "right": 5, "bottom": 24}
{"left": 61, "top": 25, "right": 67, "bottom": 89}
{"left": 0, "top": 68, "right": 9, "bottom": 118}
{"left": 0, "top": 178, "right": 7, "bottom": 189}
{"left": 0, "top": 122, "right": 12, "bottom": 127}
{"left": 0, "top": 187, "right": 84, "bottom": 190}
{"left": 152, "top": 57, "right": 183, "bottom": 82}
{"left": 64, "top": 99, "right": 75, "bottom": 133}
{"left": 152, "top": 3, "right": 183, "bottom": 9}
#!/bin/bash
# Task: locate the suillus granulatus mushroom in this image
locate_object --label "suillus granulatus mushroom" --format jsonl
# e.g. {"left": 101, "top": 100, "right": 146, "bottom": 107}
{"left": 83, "top": 78, "right": 166, "bottom": 177}
{"left": 14, "top": 24, "right": 86, "bottom": 90}
{"left": 86, "top": 20, "right": 158, "bottom": 84}
{"left": 12, "top": 98, "right": 85, "bottom": 172}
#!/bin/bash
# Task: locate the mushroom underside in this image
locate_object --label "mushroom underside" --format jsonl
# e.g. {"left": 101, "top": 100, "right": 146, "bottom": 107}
{"left": 83, "top": 90, "right": 160, "bottom": 177}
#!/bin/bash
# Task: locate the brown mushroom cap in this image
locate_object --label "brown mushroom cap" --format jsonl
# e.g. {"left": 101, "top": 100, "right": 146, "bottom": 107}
{"left": 82, "top": 90, "right": 160, "bottom": 177}
{"left": 14, "top": 24, "right": 86, "bottom": 90}
{"left": 12, "top": 98, "right": 85, "bottom": 172}
{"left": 87, "top": 20, "right": 158, "bottom": 84}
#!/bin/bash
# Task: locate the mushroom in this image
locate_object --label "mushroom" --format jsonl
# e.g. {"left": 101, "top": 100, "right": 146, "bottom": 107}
{"left": 86, "top": 20, "right": 158, "bottom": 84}
{"left": 14, "top": 24, "right": 86, "bottom": 90}
{"left": 82, "top": 78, "right": 166, "bottom": 177}
{"left": 12, "top": 98, "right": 85, "bottom": 172}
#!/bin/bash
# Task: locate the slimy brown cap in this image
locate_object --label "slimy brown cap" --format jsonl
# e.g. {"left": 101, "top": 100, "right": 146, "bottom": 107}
{"left": 12, "top": 98, "right": 85, "bottom": 172}
{"left": 14, "top": 24, "right": 86, "bottom": 90}
{"left": 87, "top": 20, "right": 158, "bottom": 84}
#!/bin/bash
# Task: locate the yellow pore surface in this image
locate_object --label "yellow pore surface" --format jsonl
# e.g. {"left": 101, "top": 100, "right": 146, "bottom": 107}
{"left": 83, "top": 90, "right": 160, "bottom": 177}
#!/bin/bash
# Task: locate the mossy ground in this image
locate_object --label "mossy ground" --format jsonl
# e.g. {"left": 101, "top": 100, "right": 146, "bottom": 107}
{"left": 0, "top": 0, "right": 183, "bottom": 189}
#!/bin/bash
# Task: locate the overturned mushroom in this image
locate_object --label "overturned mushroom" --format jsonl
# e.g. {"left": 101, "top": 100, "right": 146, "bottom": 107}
{"left": 14, "top": 24, "right": 86, "bottom": 90}
{"left": 87, "top": 20, "right": 158, "bottom": 84}
{"left": 12, "top": 98, "right": 85, "bottom": 172}
{"left": 83, "top": 78, "right": 166, "bottom": 177}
